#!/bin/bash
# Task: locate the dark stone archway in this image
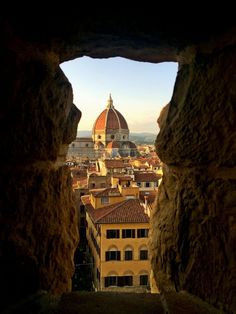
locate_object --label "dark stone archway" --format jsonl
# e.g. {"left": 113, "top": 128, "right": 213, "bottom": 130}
{"left": 2, "top": 14, "right": 236, "bottom": 313}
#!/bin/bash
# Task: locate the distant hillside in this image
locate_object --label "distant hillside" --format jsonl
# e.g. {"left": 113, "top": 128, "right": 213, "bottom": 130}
{"left": 130, "top": 132, "right": 157, "bottom": 144}
{"left": 77, "top": 130, "right": 157, "bottom": 144}
{"left": 77, "top": 130, "right": 91, "bottom": 137}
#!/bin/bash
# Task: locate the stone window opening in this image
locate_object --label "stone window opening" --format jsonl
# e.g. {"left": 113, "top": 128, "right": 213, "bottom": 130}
{"left": 60, "top": 57, "right": 177, "bottom": 297}
{"left": 122, "top": 229, "right": 135, "bottom": 238}
{"left": 3, "top": 16, "right": 235, "bottom": 314}
{"left": 124, "top": 246, "right": 133, "bottom": 261}
{"left": 106, "top": 229, "right": 120, "bottom": 239}
{"left": 139, "top": 245, "right": 148, "bottom": 260}
{"left": 140, "top": 274, "right": 149, "bottom": 286}
{"left": 105, "top": 246, "right": 121, "bottom": 261}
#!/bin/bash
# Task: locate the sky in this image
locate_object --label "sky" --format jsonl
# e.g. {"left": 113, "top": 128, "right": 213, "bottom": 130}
{"left": 60, "top": 57, "right": 178, "bottom": 134}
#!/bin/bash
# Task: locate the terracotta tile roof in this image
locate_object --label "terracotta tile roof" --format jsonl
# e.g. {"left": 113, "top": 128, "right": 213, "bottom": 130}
{"left": 150, "top": 152, "right": 158, "bottom": 157}
{"left": 147, "top": 159, "right": 161, "bottom": 167}
{"left": 104, "top": 159, "right": 125, "bottom": 168}
{"left": 93, "top": 108, "right": 128, "bottom": 131}
{"left": 124, "top": 162, "right": 131, "bottom": 167}
{"left": 89, "top": 173, "right": 98, "bottom": 177}
{"left": 73, "top": 178, "right": 88, "bottom": 188}
{"left": 139, "top": 191, "right": 158, "bottom": 203}
{"left": 81, "top": 195, "right": 91, "bottom": 205}
{"left": 90, "top": 187, "right": 122, "bottom": 197}
{"left": 93, "top": 109, "right": 107, "bottom": 130}
{"left": 137, "top": 157, "right": 149, "bottom": 162}
{"left": 106, "top": 141, "right": 120, "bottom": 148}
{"left": 127, "top": 141, "right": 137, "bottom": 148}
{"left": 87, "top": 199, "right": 149, "bottom": 224}
{"left": 134, "top": 172, "right": 161, "bottom": 182}
{"left": 71, "top": 169, "right": 87, "bottom": 178}
{"left": 107, "top": 110, "right": 120, "bottom": 129}
{"left": 115, "top": 110, "right": 129, "bottom": 129}
{"left": 88, "top": 166, "right": 97, "bottom": 171}
{"left": 133, "top": 165, "right": 149, "bottom": 169}
{"left": 112, "top": 175, "right": 133, "bottom": 181}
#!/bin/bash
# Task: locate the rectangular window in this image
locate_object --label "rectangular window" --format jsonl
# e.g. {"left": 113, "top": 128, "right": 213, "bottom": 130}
{"left": 137, "top": 229, "right": 149, "bottom": 238}
{"left": 122, "top": 229, "right": 135, "bottom": 238}
{"left": 105, "top": 251, "right": 121, "bottom": 261}
{"left": 117, "top": 276, "right": 133, "bottom": 287}
{"left": 101, "top": 196, "right": 109, "bottom": 204}
{"left": 105, "top": 276, "right": 133, "bottom": 287}
{"left": 80, "top": 205, "right": 85, "bottom": 213}
{"left": 105, "top": 276, "right": 117, "bottom": 287}
{"left": 125, "top": 250, "right": 133, "bottom": 260}
{"left": 140, "top": 275, "right": 148, "bottom": 285}
{"left": 106, "top": 229, "right": 120, "bottom": 239}
{"left": 140, "top": 250, "right": 148, "bottom": 260}
{"left": 145, "top": 182, "right": 150, "bottom": 187}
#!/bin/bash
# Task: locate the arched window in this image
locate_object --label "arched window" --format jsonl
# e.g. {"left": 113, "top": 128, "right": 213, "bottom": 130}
{"left": 120, "top": 270, "right": 133, "bottom": 286}
{"left": 124, "top": 246, "right": 133, "bottom": 260}
{"left": 139, "top": 270, "right": 149, "bottom": 286}
{"left": 105, "top": 246, "right": 121, "bottom": 261}
{"left": 123, "top": 270, "right": 134, "bottom": 276}
{"left": 139, "top": 245, "right": 148, "bottom": 260}
{"left": 104, "top": 271, "right": 118, "bottom": 287}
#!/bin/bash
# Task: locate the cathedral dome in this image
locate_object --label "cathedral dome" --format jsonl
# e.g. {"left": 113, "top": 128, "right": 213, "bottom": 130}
{"left": 106, "top": 141, "right": 120, "bottom": 148}
{"left": 92, "top": 94, "right": 130, "bottom": 144}
{"left": 92, "top": 94, "right": 129, "bottom": 132}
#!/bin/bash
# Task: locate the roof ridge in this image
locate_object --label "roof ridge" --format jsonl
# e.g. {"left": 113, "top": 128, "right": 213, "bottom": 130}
{"left": 96, "top": 187, "right": 109, "bottom": 196}
{"left": 96, "top": 199, "right": 130, "bottom": 222}
{"left": 112, "top": 107, "right": 121, "bottom": 130}
{"left": 96, "top": 187, "right": 119, "bottom": 196}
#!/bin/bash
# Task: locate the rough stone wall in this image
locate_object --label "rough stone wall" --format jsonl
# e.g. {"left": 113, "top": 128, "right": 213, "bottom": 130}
{"left": 2, "top": 15, "right": 236, "bottom": 313}
{"left": 1, "top": 38, "right": 81, "bottom": 306}
{"left": 151, "top": 45, "right": 236, "bottom": 313}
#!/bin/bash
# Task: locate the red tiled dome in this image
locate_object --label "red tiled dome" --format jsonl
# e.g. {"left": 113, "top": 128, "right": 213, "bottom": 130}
{"left": 92, "top": 95, "right": 129, "bottom": 132}
{"left": 106, "top": 141, "right": 120, "bottom": 148}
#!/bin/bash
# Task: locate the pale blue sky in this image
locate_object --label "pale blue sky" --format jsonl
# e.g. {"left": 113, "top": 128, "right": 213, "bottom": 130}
{"left": 60, "top": 57, "right": 178, "bottom": 133}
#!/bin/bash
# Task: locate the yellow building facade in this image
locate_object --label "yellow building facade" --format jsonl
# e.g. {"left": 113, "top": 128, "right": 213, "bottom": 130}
{"left": 85, "top": 191, "right": 150, "bottom": 292}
